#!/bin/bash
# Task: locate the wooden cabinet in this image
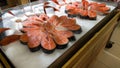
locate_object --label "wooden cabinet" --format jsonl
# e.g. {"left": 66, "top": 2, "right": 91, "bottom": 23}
{"left": 6, "top": 0, "right": 29, "bottom": 8}
{"left": 62, "top": 12, "right": 120, "bottom": 68}
{"left": 7, "top": 0, "right": 17, "bottom": 7}
{"left": 17, "top": 0, "right": 29, "bottom": 5}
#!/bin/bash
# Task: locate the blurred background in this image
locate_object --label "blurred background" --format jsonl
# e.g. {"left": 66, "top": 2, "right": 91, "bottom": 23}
{"left": 0, "top": 0, "right": 38, "bottom": 9}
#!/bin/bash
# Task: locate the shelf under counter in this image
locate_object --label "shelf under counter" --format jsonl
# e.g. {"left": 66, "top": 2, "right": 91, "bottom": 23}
{"left": 0, "top": 1, "right": 119, "bottom": 68}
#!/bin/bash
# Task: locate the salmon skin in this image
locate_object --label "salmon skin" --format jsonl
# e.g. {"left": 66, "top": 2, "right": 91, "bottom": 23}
{"left": 41, "top": 32, "right": 56, "bottom": 54}
{"left": 81, "top": 0, "right": 89, "bottom": 10}
{"left": 27, "top": 30, "right": 42, "bottom": 52}
{"left": 0, "top": 12, "right": 80, "bottom": 53}
{"left": 65, "top": 5, "right": 78, "bottom": 17}
{"left": 51, "top": 30, "right": 69, "bottom": 49}
{"left": 44, "top": 1, "right": 59, "bottom": 14}
{"left": 21, "top": 14, "right": 76, "bottom": 52}
{"left": 53, "top": 30, "right": 76, "bottom": 41}
{"left": 48, "top": 15, "right": 82, "bottom": 34}
{"left": 44, "top": 6, "right": 59, "bottom": 14}
{"left": 52, "top": 0, "right": 59, "bottom": 5}
{"left": 88, "top": 10, "right": 97, "bottom": 20}
{"left": 0, "top": 35, "right": 20, "bottom": 46}
{"left": 0, "top": 28, "right": 9, "bottom": 34}
{"left": 65, "top": 1, "right": 110, "bottom": 19}
{"left": 89, "top": 2, "right": 110, "bottom": 15}
{"left": 65, "top": 24, "right": 82, "bottom": 34}
{"left": 78, "top": 9, "right": 89, "bottom": 19}
{"left": 20, "top": 33, "right": 28, "bottom": 45}
{"left": 0, "top": 28, "right": 10, "bottom": 41}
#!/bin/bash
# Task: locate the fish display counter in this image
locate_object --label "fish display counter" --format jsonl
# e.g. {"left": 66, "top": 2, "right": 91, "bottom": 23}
{"left": 0, "top": 0, "right": 119, "bottom": 68}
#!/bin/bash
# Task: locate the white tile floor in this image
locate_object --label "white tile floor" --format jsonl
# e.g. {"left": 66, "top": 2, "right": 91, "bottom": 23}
{"left": 89, "top": 22, "right": 120, "bottom": 68}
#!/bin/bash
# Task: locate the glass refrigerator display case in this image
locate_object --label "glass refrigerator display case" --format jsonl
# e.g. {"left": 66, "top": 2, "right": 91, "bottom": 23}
{"left": 0, "top": 0, "right": 120, "bottom": 68}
